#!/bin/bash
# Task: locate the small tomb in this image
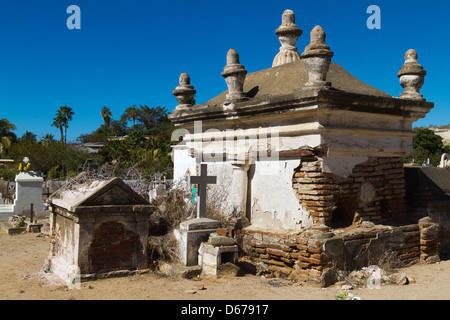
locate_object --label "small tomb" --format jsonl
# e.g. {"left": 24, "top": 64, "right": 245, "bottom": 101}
{"left": 47, "top": 177, "right": 153, "bottom": 282}
{"left": 198, "top": 233, "right": 238, "bottom": 275}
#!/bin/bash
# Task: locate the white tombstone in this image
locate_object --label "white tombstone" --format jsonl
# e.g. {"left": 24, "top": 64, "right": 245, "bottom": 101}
{"left": 439, "top": 153, "right": 450, "bottom": 168}
{"left": 13, "top": 172, "right": 44, "bottom": 216}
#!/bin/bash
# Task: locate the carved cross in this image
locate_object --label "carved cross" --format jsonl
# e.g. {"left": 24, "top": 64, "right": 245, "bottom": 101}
{"left": 189, "top": 164, "right": 216, "bottom": 219}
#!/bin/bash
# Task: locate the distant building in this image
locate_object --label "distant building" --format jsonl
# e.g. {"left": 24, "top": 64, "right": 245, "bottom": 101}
{"left": 0, "top": 159, "right": 14, "bottom": 168}
{"left": 78, "top": 142, "right": 105, "bottom": 154}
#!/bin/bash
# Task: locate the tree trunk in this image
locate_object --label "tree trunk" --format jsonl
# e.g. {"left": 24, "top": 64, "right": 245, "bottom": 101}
{"left": 60, "top": 127, "right": 64, "bottom": 144}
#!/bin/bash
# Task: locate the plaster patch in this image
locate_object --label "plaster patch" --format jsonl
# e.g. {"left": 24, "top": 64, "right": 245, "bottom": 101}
{"left": 322, "top": 156, "right": 369, "bottom": 178}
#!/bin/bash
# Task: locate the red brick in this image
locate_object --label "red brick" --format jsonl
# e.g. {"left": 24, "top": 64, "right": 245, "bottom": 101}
{"left": 420, "top": 239, "right": 439, "bottom": 246}
{"left": 295, "top": 261, "right": 311, "bottom": 269}
{"left": 267, "top": 248, "right": 289, "bottom": 258}
{"left": 307, "top": 247, "right": 321, "bottom": 254}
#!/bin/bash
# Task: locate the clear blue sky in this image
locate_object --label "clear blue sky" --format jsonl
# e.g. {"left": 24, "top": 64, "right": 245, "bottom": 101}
{"left": 0, "top": 0, "right": 449, "bottom": 142}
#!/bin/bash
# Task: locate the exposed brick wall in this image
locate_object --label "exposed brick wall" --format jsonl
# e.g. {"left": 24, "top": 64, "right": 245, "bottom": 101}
{"left": 236, "top": 224, "right": 423, "bottom": 286}
{"left": 419, "top": 217, "right": 441, "bottom": 263}
{"left": 89, "top": 221, "right": 143, "bottom": 273}
{"left": 236, "top": 229, "right": 329, "bottom": 283}
{"left": 292, "top": 154, "right": 406, "bottom": 227}
{"left": 395, "top": 224, "right": 421, "bottom": 265}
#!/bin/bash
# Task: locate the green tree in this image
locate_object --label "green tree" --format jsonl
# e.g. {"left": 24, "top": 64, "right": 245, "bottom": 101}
{"left": 413, "top": 128, "right": 444, "bottom": 155}
{"left": 137, "top": 105, "right": 168, "bottom": 131}
{"left": 61, "top": 106, "right": 74, "bottom": 144}
{"left": 0, "top": 136, "right": 12, "bottom": 157}
{"left": 406, "top": 127, "right": 450, "bottom": 166}
{"left": 52, "top": 106, "right": 74, "bottom": 144}
{"left": 20, "top": 131, "right": 37, "bottom": 142}
{"left": 9, "top": 139, "right": 89, "bottom": 179}
{"left": 101, "top": 106, "right": 112, "bottom": 127}
{"left": 121, "top": 105, "right": 140, "bottom": 127}
{"left": 52, "top": 112, "right": 65, "bottom": 144}
{"left": 0, "top": 118, "right": 17, "bottom": 142}
{"left": 40, "top": 134, "right": 55, "bottom": 146}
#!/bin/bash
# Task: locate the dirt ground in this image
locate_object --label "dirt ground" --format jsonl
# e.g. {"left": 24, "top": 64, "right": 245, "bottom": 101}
{"left": 0, "top": 232, "right": 449, "bottom": 301}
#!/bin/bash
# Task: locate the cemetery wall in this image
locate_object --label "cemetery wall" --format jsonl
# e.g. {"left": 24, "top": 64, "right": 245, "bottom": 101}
{"left": 428, "top": 203, "right": 450, "bottom": 257}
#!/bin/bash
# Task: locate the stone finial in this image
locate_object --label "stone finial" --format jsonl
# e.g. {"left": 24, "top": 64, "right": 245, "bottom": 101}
{"left": 272, "top": 9, "right": 303, "bottom": 67}
{"left": 397, "top": 49, "right": 426, "bottom": 101}
{"left": 172, "top": 73, "right": 196, "bottom": 109}
{"left": 221, "top": 49, "right": 248, "bottom": 103}
{"left": 301, "top": 26, "right": 334, "bottom": 89}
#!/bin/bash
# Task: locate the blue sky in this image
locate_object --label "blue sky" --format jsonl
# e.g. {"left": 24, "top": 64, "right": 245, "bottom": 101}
{"left": 0, "top": 0, "right": 449, "bottom": 142}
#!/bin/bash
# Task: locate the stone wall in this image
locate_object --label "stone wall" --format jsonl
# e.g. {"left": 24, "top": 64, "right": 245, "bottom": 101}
{"left": 292, "top": 152, "right": 406, "bottom": 227}
{"left": 234, "top": 222, "right": 435, "bottom": 287}
{"left": 404, "top": 166, "right": 450, "bottom": 258}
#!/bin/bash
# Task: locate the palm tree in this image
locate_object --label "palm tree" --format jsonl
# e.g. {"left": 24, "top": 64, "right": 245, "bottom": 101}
{"left": 0, "top": 136, "right": 11, "bottom": 156}
{"left": 61, "top": 106, "right": 74, "bottom": 144}
{"left": 137, "top": 105, "right": 168, "bottom": 130}
{"left": 52, "top": 112, "right": 64, "bottom": 143}
{"left": 52, "top": 106, "right": 74, "bottom": 144}
{"left": 40, "top": 133, "right": 55, "bottom": 146}
{"left": 121, "top": 105, "right": 140, "bottom": 127}
{"left": 101, "top": 106, "right": 112, "bottom": 127}
{"left": 0, "top": 118, "right": 17, "bottom": 142}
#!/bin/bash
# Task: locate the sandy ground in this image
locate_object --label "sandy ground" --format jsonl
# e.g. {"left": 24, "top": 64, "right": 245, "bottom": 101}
{"left": 0, "top": 232, "right": 449, "bottom": 301}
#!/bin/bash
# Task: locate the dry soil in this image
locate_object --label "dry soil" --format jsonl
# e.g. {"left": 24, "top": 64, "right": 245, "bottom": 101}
{"left": 0, "top": 232, "right": 449, "bottom": 301}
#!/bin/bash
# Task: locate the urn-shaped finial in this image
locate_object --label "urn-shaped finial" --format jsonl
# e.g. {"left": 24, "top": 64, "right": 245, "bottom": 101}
{"left": 301, "top": 25, "right": 334, "bottom": 89}
{"left": 172, "top": 73, "right": 196, "bottom": 109}
{"left": 272, "top": 9, "right": 303, "bottom": 67}
{"left": 397, "top": 49, "right": 426, "bottom": 101}
{"left": 222, "top": 49, "right": 248, "bottom": 103}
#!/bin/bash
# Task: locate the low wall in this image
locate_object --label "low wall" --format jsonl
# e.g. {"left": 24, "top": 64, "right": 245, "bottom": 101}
{"left": 232, "top": 218, "right": 439, "bottom": 287}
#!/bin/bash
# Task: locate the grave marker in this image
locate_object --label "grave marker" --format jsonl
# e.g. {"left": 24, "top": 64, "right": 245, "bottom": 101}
{"left": 189, "top": 164, "right": 216, "bottom": 219}
{"left": 174, "top": 163, "right": 221, "bottom": 266}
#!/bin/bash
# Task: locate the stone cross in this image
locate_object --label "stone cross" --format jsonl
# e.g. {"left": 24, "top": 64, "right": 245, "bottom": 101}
{"left": 189, "top": 164, "right": 216, "bottom": 219}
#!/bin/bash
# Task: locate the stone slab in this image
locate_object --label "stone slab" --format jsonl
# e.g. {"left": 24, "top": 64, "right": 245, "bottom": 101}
{"left": 209, "top": 234, "right": 236, "bottom": 247}
{"left": 179, "top": 218, "right": 221, "bottom": 231}
{"left": 0, "top": 221, "right": 26, "bottom": 235}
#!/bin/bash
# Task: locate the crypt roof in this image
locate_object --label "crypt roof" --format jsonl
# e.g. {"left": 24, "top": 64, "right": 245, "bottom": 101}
{"left": 204, "top": 59, "right": 391, "bottom": 108}
{"left": 169, "top": 10, "right": 432, "bottom": 126}
{"left": 49, "top": 177, "right": 150, "bottom": 213}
